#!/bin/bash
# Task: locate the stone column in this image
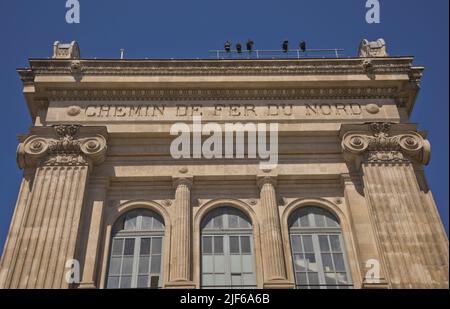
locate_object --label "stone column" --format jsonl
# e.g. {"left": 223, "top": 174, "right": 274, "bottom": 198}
{"left": 166, "top": 177, "right": 195, "bottom": 288}
{"left": 258, "top": 176, "right": 292, "bottom": 288}
{"left": 341, "top": 122, "right": 449, "bottom": 288}
{"left": 78, "top": 177, "right": 109, "bottom": 289}
{"left": 0, "top": 125, "right": 107, "bottom": 289}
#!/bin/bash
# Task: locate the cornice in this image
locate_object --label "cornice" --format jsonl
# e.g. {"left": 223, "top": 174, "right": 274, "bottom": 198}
{"left": 24, "top": 57, "right": 415, "bottom": 77}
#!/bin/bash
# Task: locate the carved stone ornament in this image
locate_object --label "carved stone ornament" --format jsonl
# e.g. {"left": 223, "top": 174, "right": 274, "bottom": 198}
{"left": 70, "top": 60, "right": 83, "bottom": 75}
{"left": 17, "top": 125, "right": 107, "bottom": 168}
{"left": 52, "top": 41, "right": 80, "bottom": 59}
{"left": 358, "top": 38, "right": 388, "bottom": 57}
{"left": 342, "top": 122, "right": 430, "bottom": 168}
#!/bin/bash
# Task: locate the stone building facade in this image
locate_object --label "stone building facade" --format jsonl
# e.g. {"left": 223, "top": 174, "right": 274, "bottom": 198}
{"left": 0, "top": 40, "right": 448, "bottom": 289}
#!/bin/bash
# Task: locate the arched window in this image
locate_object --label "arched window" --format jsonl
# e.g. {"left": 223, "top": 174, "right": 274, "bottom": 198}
{"left": 201, "top": 207, "right": 256, "bottom": 289}
{"left": 106, "top": 209, "right": 164, "bottom": 289}
{"left": 288, "top": 206, "right": 352, "bottom": 289}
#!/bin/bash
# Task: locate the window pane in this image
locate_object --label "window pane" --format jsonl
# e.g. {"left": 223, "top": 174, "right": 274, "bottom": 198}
{"left": 140, "top": 238, "right": 151, "bottom": 255}
{"left": 153, "top": 218, "right": 164, "bottom": 230}
{"left": 228, "top": 214, "right": 238, "bottom": 228}
{"left": 319, "top": 235, "right": 330, "bottom": 252}
{"left": 231, "top": 274, "right": 241, "bottom": 286}
{"left": 230, "top": 255, "right": 241, "bottom": 273}
{"left": 325, "top": 272, "right": 337, "bottom": 285}
{"left": 150, "top": 255, "right": 161, "bottom": 273}
{"left": 203, "top": 236, "right": 212, "bottom": 254}
{"left": 120, "top": 276, "right": 132, "bottom": 288}
{"left": 202, "top": 274, "right": 214, "bottom": 287}
{"left": 330, "top": 235, "right": 342, "bottom": 251}
{"left": 109, "top": 257, "right": 122, "bottom": 275}
{"left": 137, "top": 275, "right": 148, "bottom": 288}
{"left": 112, "top": 238, "right": 124, "bottom": 256}
{"left": 141, "top": 216, "right": 153, "bottom": 230}
{"left": 138, "top": 256, "right": 149, "bottom": 274}
{"left": 302, "top": 235, "right": 313, "bottom": 252}
{"left": 321, "top": 253, "right": 334, "bottom": 272}
{"left": 213, "top": 216, "right": 223, "bottom": 229}
{"left": 122, "top": 256, "right": 134, "bottom": 275}
{"left": 304, "top": 253, "right": 318, "bottom": 272}
{"left": 299, "top": 213, "right": 309, "bottom": 227}
{"left": 293, "top": 254, "right": 306, "bottom": 271}
{"left": 214, "top": 255, "right": 225, "bottom": 273}
{"left": 243, "top": 273, "right": 255, "bottom": 286}
{"left": 295, "top": 272, "right": 308, "bottom": 286}
{"left": 314, "top": 211, "right": 325, "bottom": 227}
{"left": 336, "top": 272, "right": 348, "bottom": 284}
{"left": 333, "top": 253, "right": 346, "bottom": 272}
{"left": 214, "top": 236, "right": 223, "bottom": 254}
{"left": 202, "top": 255, "right": 213, "bottom": 273}
{"left": 152, "top": 237, "right": 162, "bottom": 254}
{"left": 107, "top": 276, "right": 119, "bottom": 289}
{"left": 150, "top": 276, "right": 159, "bottom": 288}
{"left": 242, "top": 255, "right": 253, "bottom": 273}
{"left": 124, "top": 238, "right": 135, "bottom": 255}
{"left": 238, "top": 215, "right": 251, "bottom": 228}
{"left": 325, "top": 213, "right": 339, "bottom": 227}
{"left": 240, "top": 236, "right": 251, "bottom": 254}
{"left": 229, "top": 236, "right": 240, "bottom": 254}
{"left": 291, "top": 235, "right": 302, "bottom": 253}
{"left": 124, "top": 215, "right": 137, "bottom": 230}
{"left": 308, "top": 272, "right": 319, "bottom": 286}
{"left": 215, "top": 274, "right": 226, "bottom": 287}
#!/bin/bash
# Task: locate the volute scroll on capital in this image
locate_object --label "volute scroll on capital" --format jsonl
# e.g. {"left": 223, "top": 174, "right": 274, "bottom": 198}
{"left": 17, "top": 125, "right": 107, "bottom": 169}
{"left": 341, "top": 122, "right": 430, "bottom": 168}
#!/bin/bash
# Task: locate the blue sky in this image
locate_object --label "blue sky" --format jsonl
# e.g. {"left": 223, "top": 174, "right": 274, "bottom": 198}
{"left": 0, "top": 0, "right": 448, "bottom": 251}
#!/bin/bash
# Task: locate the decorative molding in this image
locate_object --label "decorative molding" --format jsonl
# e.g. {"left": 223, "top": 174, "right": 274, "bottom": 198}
{"left": 45, "top": 87, "right": 401, "bottom": 102}
{"left": 17, "top": 125, "right": 107, "bottom": 168}
{"left": 341, "top": 122, "right": 431, "bottom": 167}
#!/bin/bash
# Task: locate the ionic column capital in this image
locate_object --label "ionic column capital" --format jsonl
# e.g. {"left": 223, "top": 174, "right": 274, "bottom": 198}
{"left": 340, "top": 122, "right": 431, "bottom": 169}
{"left": 17, "top": 125, "right": 108, "bottom": 169}
{"left": 172, "top": 177, "right": 193, "bottom": 189}
{"left": 257, "top": 175, "right": 277, "bottom": 189}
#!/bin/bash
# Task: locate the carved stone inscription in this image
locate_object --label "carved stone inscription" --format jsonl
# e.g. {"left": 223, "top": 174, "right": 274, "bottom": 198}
{"left": 54, "top": 101, "right": 389, "bottom": 122}
{"left": 83, "top": 103, "right": 364, "bottom": 118}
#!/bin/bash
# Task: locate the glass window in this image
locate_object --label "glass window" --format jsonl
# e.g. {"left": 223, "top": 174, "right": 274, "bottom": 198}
{"left": 106, "top": 209, "right": 164, "bottom": 289}
{"left": 289, "top": 206, "right": 352, "bottom": 289}
{"left": 201, "top": 207, "right": 256, "bottom": 289}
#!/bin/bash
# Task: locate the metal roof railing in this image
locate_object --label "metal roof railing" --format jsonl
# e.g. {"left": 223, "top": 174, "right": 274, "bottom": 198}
{"left": 209, "top": 48, "right": 345, "bottom": 59}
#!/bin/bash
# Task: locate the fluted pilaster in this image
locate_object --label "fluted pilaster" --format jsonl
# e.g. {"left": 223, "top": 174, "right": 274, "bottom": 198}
{"left": 0, "top": 125, "right": 107, "bottom": 289}
{"left": 341, "top": 123, "right": 449, "bottom": 288}
{"left": 258, "top": 176, "right": 289, "bottom": 286}
{"left": 167, "top": 177, "right": 194, "bottom": 287}
{"left": 79, "top": 177, "right": 109, "bottom": 289}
